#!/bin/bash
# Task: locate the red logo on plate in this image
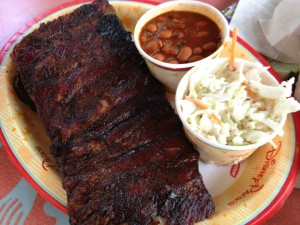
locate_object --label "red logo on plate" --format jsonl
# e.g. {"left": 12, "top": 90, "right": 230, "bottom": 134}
{"left": 230, "top": 163, "right": 240, "bottom": 178}
{"left": 227, "top": 141, "right": 282, "bottom": 206}
{"left": 35, "top": 146, "right": 58, "bottom": 171}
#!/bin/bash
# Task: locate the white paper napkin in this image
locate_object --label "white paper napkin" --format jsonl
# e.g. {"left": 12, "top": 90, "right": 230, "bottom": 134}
{"left": 257, "top": 0, "right": 300, "bottom": 102}
{"left": 259, "top": 0, "right": 300, "bottom": 64}
{"left": 229, "top": 0, "right": 300, "bottom": 64}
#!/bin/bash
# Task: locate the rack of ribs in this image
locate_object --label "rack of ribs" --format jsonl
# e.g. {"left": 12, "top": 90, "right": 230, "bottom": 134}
{"left": 11, "top": 0, "right": 215, "bottom": 224}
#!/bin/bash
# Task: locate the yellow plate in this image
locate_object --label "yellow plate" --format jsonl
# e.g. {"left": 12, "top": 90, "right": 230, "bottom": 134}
{"left": 0, "top": 1, "right": 299, "bottom": 224}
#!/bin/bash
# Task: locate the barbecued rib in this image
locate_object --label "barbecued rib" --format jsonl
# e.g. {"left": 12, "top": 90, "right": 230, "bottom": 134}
{"left": 11, "top": 0, "right": 215, "bottom": 224}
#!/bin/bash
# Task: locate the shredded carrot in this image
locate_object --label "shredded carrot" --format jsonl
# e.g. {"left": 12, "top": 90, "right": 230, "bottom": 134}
{"left": 209, "top": 113, "right": 222, "bottom": 125}
{"left": 184, "top": 97, "right": 208, "bottom": 109}
{"left": 185, "top": 97, "right": 222, "bottom": 125}
{"left": 245, "top": 83, "right": 258, "bottom": 102}
{"left": 229, "top": 27, "right": 238, "bottom": 71}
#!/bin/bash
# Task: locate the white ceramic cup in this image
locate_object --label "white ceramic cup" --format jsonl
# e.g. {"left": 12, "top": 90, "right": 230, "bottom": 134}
{"left": 134, "top": 0, "right": 229, "bottom": 93}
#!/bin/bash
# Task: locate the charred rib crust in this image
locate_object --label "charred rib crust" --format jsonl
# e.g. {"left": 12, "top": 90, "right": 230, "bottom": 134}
{"left": 11, "top": 0, "right": 215, "bottom": 224}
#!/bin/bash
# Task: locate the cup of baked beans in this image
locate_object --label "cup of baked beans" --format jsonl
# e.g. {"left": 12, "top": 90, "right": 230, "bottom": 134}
{"left": 134, "top": 0, "right": 229, "bottom": 93}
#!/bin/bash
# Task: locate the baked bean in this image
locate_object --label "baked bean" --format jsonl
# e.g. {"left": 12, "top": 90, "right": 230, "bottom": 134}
{"left": 139, "top": 11, "right": 222, "bottom": 64}
{"left": 187, "top": 55, "right": 203, "bottom": 63}
{"left": 158, "top": 30, "right": 173, "bottom": 39}
{"left": 203, "top": 41, "right": 217, "bottom": 51}
{"left": 169, "top": 45, "right": 179, "bottom": 56}
{"left": 144, "top": 40, "right": 163, "bottom": 54}
{"left": 140, "top": 35, "right": 147, "bottom": 44}
{"left": 196, "top": 21, "right": 208, "bottom": 27}
{"left": 193, "top": 31, "right": 209, "bottom": 38}
{"left": 156, "top": 16, "right": 167, "bottom": 22}
{"left": 153, "top": 53, "right": 166, "bottom": 62}
{"left": 177, "top": 46, "right": 193, "bottom": 63}
{"left": 167, "top": 59, "right": 179, "bottom": 64}
{"left": 171, "top": 22, "right": 186, "bottom": 29}
{"left": 145, "top": 23, "right": 158, "bottom": 32}
{"left": 193, "top": 47, "right": 203, "bottom": 54}
{"left": 163, "top": 45, "right": 171, "bottom": 54}
{"left": 174, "top": 31, "right": 185, "bottom": 39}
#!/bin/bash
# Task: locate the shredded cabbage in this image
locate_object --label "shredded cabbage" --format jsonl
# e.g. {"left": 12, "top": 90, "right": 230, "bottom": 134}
{"left": 180, "top": 60, "right": 300, "bottom": 146}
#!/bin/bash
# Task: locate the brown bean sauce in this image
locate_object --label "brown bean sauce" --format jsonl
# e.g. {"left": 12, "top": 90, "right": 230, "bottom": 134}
{"left": 139, "top": 11, "right": 222, "bottom": 64}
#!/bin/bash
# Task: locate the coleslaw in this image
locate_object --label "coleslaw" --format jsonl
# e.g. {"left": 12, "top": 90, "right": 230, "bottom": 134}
{"left": 180, "top": 59, "right": 300, "bottom": 146}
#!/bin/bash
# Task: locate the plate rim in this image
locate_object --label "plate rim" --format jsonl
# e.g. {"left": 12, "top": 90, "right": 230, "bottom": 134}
{"left": 0, "top": 0, "right": 299, "bottom": 223}
{"left": 232, "top": 33, "right": 300, "bottom": 224}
